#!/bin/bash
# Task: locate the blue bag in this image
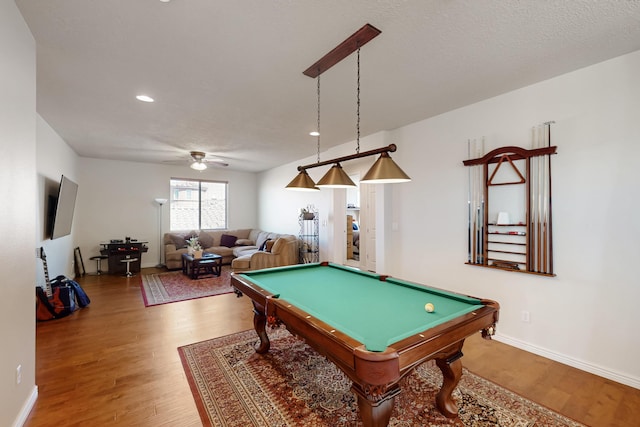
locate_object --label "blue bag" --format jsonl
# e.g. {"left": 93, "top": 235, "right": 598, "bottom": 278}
{"left": 54, "top": 275, "right": 91, "bottom": 308}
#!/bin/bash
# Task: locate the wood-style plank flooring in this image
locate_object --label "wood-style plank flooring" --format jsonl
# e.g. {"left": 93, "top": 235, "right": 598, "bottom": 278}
{"left": 25, "top": 268, "right": 639, "bottom": 426}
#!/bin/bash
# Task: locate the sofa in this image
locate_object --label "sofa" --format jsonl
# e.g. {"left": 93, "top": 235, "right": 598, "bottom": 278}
{"left": 231, "top": 234, "right": 298, "bottom": 272}
{"left": 163, "top": 228, "right": 298, "bottom": 271}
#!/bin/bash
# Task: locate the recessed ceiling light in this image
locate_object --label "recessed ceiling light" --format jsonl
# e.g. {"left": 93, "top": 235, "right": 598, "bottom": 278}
{"left": 309, "top": 131, "right": 319, "bottom": 136}
{"left": 136, "top": 95, "right": 154, "bottom": 103}
{"left": 159, "top": 0, "right": 171, "bottom": 3}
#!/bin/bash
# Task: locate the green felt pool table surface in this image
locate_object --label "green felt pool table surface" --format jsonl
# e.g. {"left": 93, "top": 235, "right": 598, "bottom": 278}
{"left": 239, "top": 263, "right": 483, "bottom": 352}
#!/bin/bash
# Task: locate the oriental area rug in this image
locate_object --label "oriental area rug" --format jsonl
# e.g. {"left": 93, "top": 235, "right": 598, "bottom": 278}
{"left": 178, "top": 328, "right": 585, "bottom": 427}
{"left": 140, "top": 267, "right": 233, "bottom": 306}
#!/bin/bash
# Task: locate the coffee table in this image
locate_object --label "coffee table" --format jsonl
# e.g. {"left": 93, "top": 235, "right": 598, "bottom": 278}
{"left": 181, "top": 253, "right": 222, "bottom": 279}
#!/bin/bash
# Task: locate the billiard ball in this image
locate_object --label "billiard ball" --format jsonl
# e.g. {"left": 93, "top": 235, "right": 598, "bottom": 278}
{"left": 424, "top": 303, "right": 435, "bottom": 313}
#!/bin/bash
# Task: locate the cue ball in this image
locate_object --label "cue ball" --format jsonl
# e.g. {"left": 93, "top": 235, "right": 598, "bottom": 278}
{"left": 424, "top": 303, "right": 435, "bottom": 313}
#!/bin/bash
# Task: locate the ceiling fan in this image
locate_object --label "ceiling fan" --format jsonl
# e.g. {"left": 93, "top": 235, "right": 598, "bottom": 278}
{"left": 163, "top": 151, "right": 229, "bottom": 170}
{"left": 188, "top": 151, "right": 228, "bottom": 170}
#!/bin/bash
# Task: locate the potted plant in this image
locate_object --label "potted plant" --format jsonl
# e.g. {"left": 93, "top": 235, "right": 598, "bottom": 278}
{"left": 186, "top": 237, "right": 203, "bottom": 258}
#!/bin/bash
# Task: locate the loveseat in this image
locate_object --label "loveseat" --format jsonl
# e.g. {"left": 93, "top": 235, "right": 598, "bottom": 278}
{"left": 163, "top": 228, "right": 298, "bottom": 271}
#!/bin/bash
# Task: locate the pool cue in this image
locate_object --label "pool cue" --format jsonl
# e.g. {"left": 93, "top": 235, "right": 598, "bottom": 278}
{"left": 470, "top": 138, "right": 482, "bottom": 264}
{"left": 542, "top": 123, "right": 549, "bottom": 273}
{"left": 528, "top": 127, "right": 535, "bottom": 269}
{"left": 470, "top": 139, "right": 477, "bottom": 264}
{"left": 467, "top": 140, "right": 472, "bottom": 263}
{"left": 480, "top": 137, "right": 486, "bottom": 264}
{"left": 530, "top": 126, "right": 538, "bottom": 271}
{"left": 477, "top": 139, "right": 484, "bottom": 264}
{"left": 474, "top": 140, "right": 481, "bottom": 264}
{"left": 537, "top": 124, "right": 544, "bottom": 272}
{"left": 545, "top": 121, "right": 555, "bottom": 274}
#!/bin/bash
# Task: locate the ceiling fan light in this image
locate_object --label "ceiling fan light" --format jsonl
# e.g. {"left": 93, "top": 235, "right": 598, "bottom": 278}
{"left": 191, "top": 161, "right": 207, "bottom": 171}
{"left": 285, "top": 170, "right": 319, "bottom": 191}
{"left": 316, "top": 163, "right": 357, "bottom": 188}
{"left": 361, "top": 152, "right": 411, "bottom": 184}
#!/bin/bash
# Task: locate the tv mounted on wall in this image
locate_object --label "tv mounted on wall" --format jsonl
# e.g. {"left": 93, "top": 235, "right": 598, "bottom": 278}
{"left": 48, "top": 175, "right": 79, "bottom": 239}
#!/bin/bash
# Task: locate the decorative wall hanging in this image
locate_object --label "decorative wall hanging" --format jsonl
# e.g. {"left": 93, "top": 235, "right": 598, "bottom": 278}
{"left": 463, "top": 122, "right": 557, "bottom": 276}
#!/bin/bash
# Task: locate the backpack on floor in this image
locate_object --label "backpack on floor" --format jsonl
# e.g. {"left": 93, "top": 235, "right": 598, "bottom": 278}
{"left": 53, "top": 275, "right": 91, "bottom": 308}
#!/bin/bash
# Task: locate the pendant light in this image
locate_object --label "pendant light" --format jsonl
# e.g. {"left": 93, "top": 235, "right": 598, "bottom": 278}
{"left": 286, "top": 24, "right": 410, "bottom": 189}
{"left": 360, "top": 151, "right": 411, "bottom": 183}
{"left": 316, "top": 163, "right": 356, "bottom": 188}
{"left": 285, "top": 168, "right": 318, "bottom": 191}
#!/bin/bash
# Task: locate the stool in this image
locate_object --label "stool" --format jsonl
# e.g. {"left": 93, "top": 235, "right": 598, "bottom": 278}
{"left": 89, "top": 255, "right": 109, "bottom": 275}
{"left": 120, "top": 257, "right": 138, "bottom": 277}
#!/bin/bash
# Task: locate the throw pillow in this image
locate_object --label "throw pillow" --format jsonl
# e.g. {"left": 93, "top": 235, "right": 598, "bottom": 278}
{"left": 235, "top": 238, "right": 253, "bottom": 246}
{"left": 169, "top": 233, "right": 187, "bottom": 248}
{"left": 265, "top": 240, "right": 275, "bottom": 252}
{"left": 197, "top": 232, "right": 214, "bottom": 249}
{"left": 259, "top": 238, "right": 272, "bottom": 251}
{"left": 220, "top": 234, "right": 238, "bottom": 248}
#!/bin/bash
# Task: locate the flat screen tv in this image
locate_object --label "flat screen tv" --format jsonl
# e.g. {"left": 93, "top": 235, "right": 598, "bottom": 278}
{"left": 49, "top": 175, "right": 79, "bottom": 239}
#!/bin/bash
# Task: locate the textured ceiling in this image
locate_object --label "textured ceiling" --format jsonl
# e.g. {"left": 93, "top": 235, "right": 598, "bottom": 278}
{"left": 16, "top": 0, "right": 640, "bottom": 172}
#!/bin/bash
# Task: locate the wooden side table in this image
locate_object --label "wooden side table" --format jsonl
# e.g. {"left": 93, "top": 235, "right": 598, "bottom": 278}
{"left": 181, "top": 253, "right": 222, "bottom": 279}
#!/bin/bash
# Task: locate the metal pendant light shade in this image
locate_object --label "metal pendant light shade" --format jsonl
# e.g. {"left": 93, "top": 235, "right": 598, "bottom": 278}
{"left": 361, "top": 152, "right": 411, "bottom": 184}
{"left": 285, "top": 169, "right": 319, "bottom": 191}
{"left": 316, "top": 163, "right": 357, "bottom": 188}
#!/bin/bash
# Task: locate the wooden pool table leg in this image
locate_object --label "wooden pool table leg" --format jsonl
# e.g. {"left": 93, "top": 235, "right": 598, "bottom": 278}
{"left": 352, "top": 383, "right": 400, "bottom": 427}
{"left": 251, "top": 301, "right": 270, "bottom": 354}
{"left": 435, "top": 348, "right": 464, "bottom": 418}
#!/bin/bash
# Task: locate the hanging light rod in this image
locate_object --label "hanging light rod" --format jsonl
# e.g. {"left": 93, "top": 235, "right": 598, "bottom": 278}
{"left": 302, "top": 23, "right": 381, "bottom": 78}
{"left": 296, "top": 144, "right": 397, "bottom": 171}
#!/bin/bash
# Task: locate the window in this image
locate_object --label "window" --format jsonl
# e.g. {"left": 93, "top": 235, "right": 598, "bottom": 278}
{"left": 169, "top": 179, "right": 227, "bottom": 231}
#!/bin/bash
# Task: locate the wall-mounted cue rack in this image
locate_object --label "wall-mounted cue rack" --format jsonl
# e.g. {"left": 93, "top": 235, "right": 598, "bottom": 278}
{"left": 463, "top": 123, "right": 557, "bottom": 276}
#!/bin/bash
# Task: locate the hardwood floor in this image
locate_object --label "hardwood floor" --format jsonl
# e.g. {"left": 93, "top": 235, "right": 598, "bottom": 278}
{"left": 25, "top": 268, "right": 639, "bottom": 426}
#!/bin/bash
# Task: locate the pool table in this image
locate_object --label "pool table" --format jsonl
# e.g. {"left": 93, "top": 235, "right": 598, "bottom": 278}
{"left": 231, "top": 262, "right": 499, "bottom": 427}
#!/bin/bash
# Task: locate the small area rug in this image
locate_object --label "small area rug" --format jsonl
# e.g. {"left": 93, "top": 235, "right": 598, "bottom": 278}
{"left": 140, "top": 267, "right": 233, "bottom": 306}
{"left": 178, "top": 328, "right": 585, "bottom": 427}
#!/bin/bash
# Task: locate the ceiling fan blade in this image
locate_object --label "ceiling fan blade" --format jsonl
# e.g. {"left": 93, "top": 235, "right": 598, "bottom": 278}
{"left": 204, "top": 158, "right": 229, "bottom": 167}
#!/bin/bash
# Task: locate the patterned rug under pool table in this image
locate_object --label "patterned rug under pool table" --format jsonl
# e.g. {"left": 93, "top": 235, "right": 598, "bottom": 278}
{"left": 178, "top": 327, "right": 586, "bottom": 426}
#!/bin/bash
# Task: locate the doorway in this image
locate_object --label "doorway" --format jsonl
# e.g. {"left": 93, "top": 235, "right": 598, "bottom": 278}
{"left": 345, "top": 174, "right": 360, "bottom": 267}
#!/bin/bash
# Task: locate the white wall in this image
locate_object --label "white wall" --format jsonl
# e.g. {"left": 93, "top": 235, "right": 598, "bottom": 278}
{"left": 36, "top": 116, "right": 80, "bottom": 283}
{"left": 76, "top": 158, "right": 258, "bottom": 272}
{"left": 258, "top": 50, "right": 640, "bottom": 388}
{"left": 0, "top": 1, "right": 38, "bottom": 425}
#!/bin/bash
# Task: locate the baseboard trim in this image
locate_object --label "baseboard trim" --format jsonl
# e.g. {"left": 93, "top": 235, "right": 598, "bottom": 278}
{"left": 12, "top": 385, "right": 38, "bottom": 427}
{"left": 494, "top": 333, "right": 640, "bottom": 390}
